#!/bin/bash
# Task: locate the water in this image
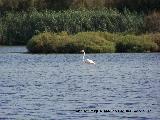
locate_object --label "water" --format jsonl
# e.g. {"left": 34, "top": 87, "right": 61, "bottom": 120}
{"left": 0, "top": 46, "right": 160, "bottom": 120}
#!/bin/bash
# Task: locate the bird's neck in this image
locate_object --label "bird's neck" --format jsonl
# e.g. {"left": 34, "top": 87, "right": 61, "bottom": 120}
{"left": 83, "top": 52, "right": 85, "bottom": 61}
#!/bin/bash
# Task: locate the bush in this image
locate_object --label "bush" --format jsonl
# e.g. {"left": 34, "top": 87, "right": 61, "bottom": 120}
{"left": 27, "top": 31, "right": 158, "bottom": 53}
{"left": 115, "top": 35, "right": 158, "bottom": 52}
{"left": 144, "top": 12, "right": 160, "bottom": 33}
{"left": 27, "top": 32, "right": 55, "bottom": 53}
{"left": 27, "top": 32, "right": 72, "bottom": 53}
{"left": 149, "top": 33, "right": 160, "bottom": 51}
{"left": 66, "top": 32, "right": 116, "bottom": 53}
{"left": 27, "top": 32, "right": 116, "bottom": 53}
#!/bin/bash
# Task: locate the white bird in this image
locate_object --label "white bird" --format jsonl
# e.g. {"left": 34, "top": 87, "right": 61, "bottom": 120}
{"left": 80, "top": 50, "right": 96, "bottom": 64}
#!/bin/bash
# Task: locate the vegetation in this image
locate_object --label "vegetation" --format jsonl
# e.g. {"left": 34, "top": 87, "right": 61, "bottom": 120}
{"left": 27, "top": 32, "right": 116, "bottom": 53}
{"left": 144, "top": 12, "right": 160, "bottom": 33}
{"left": 0, "top": 9, "right": 145, "bottom": 45}
{"left": 149, "top": 33, "right": 160, "bottom": 52}
{"left": 0, "top": 0, "right": 159, "bottom": 12}
{"left": 115, "top": 35, "right": 158, "bottom": 52}
{"left": 0, "top": 0, "right": 160, "bottom": 53}
{"left": 27, "top": 32, "right": 158, "bottom": 53}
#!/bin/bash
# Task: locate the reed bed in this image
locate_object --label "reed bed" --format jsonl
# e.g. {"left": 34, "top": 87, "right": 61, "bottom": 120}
{"left": 0, "top": 9, "right": 144, "bottom": 45}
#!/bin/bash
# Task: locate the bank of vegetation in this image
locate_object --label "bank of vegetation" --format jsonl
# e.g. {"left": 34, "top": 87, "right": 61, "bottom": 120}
{"left": 0, "top": 9, "right": 160, "bottom": 46}
{"left": 0, "top": 0, "right": 160, "bottom": 53}
{"left": 27, "top": 32, "right": 159, "bottom": 53}
{"left": 0, "top": 9, "right": 144, "bottom": 45}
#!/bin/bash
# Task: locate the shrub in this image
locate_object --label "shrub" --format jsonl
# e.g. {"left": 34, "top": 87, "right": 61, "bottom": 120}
{"left": 149, "top": 33, "right": 160, "bottom": 51}
{"left": 144, "top": 12, "right": 160, "bottom": 33}
{"left": 27, "top": 31, "right": 116, "bottom": 53}
{"left": 27, "top": 32, "right": 73, "bottom": 53}
{"left": 27, "top": 32, "right": 55, "bottom": 53}
{"left": 27, "top": 31, "right": 158, "bottom": 53}
{"left": 115, "top": 35, "right": 158, "bottom": 52}
{"left": 66, "top": 32, "right": 116, "bottom": 53}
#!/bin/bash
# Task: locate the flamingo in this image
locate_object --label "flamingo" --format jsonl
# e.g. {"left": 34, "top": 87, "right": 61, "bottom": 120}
{"left": 80, "top": 50, "right": 96, "bottom": 64}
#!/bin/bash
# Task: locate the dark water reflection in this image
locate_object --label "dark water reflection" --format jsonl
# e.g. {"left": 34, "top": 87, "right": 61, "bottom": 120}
{"left": 0, "top": 46, "right": 160, "bottom": 120}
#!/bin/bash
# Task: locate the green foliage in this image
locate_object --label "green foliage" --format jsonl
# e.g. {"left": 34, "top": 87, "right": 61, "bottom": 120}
{"left": 115, "top": 35, "right": 158, "bottom": 52}
{"left": 66, "top": 32, "right": 116, "bottom": 53}
{"left": 27, "top": 32, "right": 72, "bottom": 53}
{"left": 81, "top": 32, "right": 159, "bottom": 52}
{"left": 27, "top": 32, "right": 158, "bottom": 53}
{"left": 27, "top": 32, "right": 116, "bottom": 53}
{"left": 27, "top": 32, "right": 55, "bottom": 53}
{"left": 0, "top": 9, "right": 144, "bottom": 45}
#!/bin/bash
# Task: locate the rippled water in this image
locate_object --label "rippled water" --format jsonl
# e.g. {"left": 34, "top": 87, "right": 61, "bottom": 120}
{"left": 0, "top": 46, "right": 160, "bottom": 120}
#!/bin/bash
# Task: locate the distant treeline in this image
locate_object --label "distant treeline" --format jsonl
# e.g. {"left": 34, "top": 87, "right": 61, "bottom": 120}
{"left": 0, "top": 0, "right": 160, "bottom": 12}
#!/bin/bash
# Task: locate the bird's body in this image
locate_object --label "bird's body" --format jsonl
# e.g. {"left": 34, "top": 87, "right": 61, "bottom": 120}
{"left": 85, "top": 59, "right": 96, "bottom": 64}
{"left": 81, "top": 50, "right": 95, "bottom": 64}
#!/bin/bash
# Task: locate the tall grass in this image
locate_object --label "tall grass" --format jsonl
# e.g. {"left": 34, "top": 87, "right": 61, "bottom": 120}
{"left": 0, "top": 9, "right": 144, "bottom": 45}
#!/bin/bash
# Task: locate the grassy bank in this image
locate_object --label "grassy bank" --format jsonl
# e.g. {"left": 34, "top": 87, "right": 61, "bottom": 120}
{"left": 27, "top": 32, "right": 159, "bottom": 53}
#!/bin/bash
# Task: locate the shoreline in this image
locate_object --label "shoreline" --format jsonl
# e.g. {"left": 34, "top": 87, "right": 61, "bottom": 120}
{"left": 0, "top": 46, "right": 159, "bottom": 54}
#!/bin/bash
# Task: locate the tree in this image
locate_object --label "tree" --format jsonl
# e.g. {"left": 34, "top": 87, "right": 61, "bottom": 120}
{"left": 18, "top": 0, "right": 34, "bottom": 11}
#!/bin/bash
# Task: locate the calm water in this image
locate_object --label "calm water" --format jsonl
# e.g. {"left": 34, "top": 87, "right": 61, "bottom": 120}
{"left": 0, "top": 46, "right": 160, "bottom": 120}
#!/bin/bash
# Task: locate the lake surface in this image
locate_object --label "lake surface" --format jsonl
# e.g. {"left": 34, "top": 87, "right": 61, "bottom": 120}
{"left": 0, "top": 46, "right": 160, "bottom": 120}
